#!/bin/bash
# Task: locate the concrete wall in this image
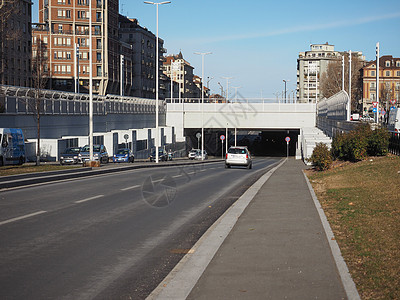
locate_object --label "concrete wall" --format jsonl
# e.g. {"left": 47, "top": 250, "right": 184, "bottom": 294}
{"left": 167, "top": 103, "right": 316, "bottom": 130}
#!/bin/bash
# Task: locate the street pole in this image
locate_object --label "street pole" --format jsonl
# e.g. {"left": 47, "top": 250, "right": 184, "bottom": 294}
{"left": 348, "top": 50, "right": 352, "bottom": 121}
{"left": 283, "top": 80, "right": 289, "bottom": 103}
{"left": 222, "top": 76, "right": 233, "bottom": 102}
{"left": 89, "top": 0, "right": 93, "bottom": 162}
{"left": 144, "top": 1, "right": 171, "bottom": 163}
{"left": 376, "top": 42, "right": 380, "bottom": 124}
{"left": 307, "top": 61, "right": 310, "bottom": 102}
{"left": 342, "top": 55, "right": 345, "bottom": 91}
{"left": 194, "top": 52, "right": 212, "bottom": 160}
{"left": 120, "top": 54, "right": 124, "bottom": 96}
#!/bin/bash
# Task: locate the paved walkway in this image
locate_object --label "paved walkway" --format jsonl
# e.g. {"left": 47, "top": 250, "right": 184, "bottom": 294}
{"left": 148, "top": 159, "right": 359, "bottom": 300}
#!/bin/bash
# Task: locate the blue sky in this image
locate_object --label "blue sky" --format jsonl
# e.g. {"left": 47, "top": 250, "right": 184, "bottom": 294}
{"left": 33, "top": 0, "right": 400, "bottom": 99}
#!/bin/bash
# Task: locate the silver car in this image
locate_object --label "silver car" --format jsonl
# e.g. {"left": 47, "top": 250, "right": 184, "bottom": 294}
{"left": 225, "top": 146, "right": 252, "bottom": 169}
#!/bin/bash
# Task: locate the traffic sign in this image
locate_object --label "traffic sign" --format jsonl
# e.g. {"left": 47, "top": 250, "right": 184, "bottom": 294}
{"left": 381, "top": 110, "right": 386, "bottom": 116}
{"left": 390, "top": 106, "right": 396, "bottom": 111}
{"left": 372, "top": 102, "right": 378, "bottom": 108}
{"left": 196, "top": 132, "right": 201, "bottom": 139}
{"left": 285, "top": 136, "right": 290, "bottom": 143}
{"left": 373, "top": 108, "right": 377, "bottom": 113}
{"left": 220, "top": 135, "right": 225, "bottom": 141}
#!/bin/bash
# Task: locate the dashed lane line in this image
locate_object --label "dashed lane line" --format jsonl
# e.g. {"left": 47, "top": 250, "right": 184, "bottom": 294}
{"left": 0, "top": 211, "right": 47, "bottom": 226}
{"left": 120, "top": 185, "right": 141, "bottom": 191}
{"left": 75, "top": 195, "right": 104, "bottom": 204}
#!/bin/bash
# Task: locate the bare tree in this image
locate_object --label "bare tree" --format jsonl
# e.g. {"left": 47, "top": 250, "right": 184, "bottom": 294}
{"left": 31, "top": 38, "right": 49, "bottom": 165}
{"left": 320, "top": 53, "right": 364, "bottom": 112}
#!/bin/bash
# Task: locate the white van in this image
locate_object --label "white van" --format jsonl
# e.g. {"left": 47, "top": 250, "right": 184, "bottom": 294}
{"left": 388, "top": 108, "right": 400, "bottom": 133}
{"left": 0, "top": 128, "right": 26, "bottom": 166}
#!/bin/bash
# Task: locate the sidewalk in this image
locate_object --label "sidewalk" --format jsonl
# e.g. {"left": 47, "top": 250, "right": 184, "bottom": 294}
{"left": 149, "top": 159, "right": 358, "bottom": 300}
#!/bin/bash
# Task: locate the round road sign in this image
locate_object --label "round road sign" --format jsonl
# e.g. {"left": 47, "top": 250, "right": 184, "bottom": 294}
{"left": 220, "top": 135, "right": 225, "bottom": 141}
{"left": 285, "top": 136, "right": 290, "bottom": 143}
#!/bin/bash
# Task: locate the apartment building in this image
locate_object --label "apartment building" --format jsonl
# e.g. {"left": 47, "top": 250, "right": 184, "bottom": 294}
{"left": 0, "top": 0, "right": 32, "bottom": 88}
{"left": 362, "top": 55, "right": 400, "bottom": 114}
{"left": 297, "top": 43, "right": 364, "bottom": 103}
{"left": 163, "top": 52, "right": 199, "bottom": 99}
{"left": 118, "top": 16, "right": 166, "bottom": 99}
{"left": 32, "top": 0, "right": 121, "bottom": 95}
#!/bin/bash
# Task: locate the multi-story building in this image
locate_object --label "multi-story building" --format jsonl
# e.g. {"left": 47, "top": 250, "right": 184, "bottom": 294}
{"left": 163, "top": 51, "right": 199, "bottom": 99}
{"left": 0, "top": 0, "right": 33, "bottom": 88}
{"left": 362, "top": 55, "right": 400, "bottom": 114}
{"left": 118, "top": 16, "right": 166, "bottom": 99}
{"left": 297, "top": 43, "right": 364, "bottom": 103}
{"left": 32, "top": 0, "right": 121, "bottom": 95}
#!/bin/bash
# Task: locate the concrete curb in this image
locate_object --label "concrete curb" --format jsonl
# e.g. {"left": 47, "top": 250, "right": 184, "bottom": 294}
{"left": 146, "top": 158, "right": 286, "bottom": 300}
{"left": 303, "top": 171, "right": 360, "bottom": 300}
{"left": 0, "top": 159, "right": 223, "bottom": 190}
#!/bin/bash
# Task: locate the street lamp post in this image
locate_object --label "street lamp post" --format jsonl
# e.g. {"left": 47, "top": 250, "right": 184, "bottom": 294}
{"left": 144, "top": 1, "right": 171, "bottom": 163}
{"left": 194, "top": 52, "right": 212, "bottom": 161}
{"left": 283, "top": 79, "right": 289, "bottom": 103}
{"left": 222, "top": 76, "right": 233, "bottom": 102}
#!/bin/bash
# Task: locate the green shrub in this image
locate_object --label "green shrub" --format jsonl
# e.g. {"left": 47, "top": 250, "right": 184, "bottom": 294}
{"left": 367, "top": 127, "right": 390, "bottom": 156}
{"left": 331, "top": 124, "right": 389, "bottom": 162}
{"left": 309, "top": 142, "right": 333, "bottom": 171}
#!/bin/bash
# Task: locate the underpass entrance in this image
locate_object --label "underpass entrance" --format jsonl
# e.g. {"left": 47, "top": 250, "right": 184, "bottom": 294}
{"left": 184, "top": 129, "right": 300, "bottom": 157}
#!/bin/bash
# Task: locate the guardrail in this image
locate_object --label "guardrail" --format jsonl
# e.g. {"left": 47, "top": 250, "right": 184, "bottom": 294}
{"left": 0, "top": 85, "right": 166, "bottom": 116}
{"left": 389, "top": 131, "right": 400, "bottom": 155}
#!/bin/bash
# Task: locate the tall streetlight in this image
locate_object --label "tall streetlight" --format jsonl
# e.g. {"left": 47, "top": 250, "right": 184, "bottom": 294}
{"left": 144, "top": 1, "right": 171, "bottom": 163}
{"left": 89, "top": 0, "right": 93, "bottom": 162}
{"left": 283, "top": 79, "right": 290, "bottom": 103}
{"left": 232, "top": 86, "right": 241, "bottom": 103}
{"left": 222, "top": 76, "right": 233, "bottom": 102}
{"left": 194, "top": 52, "right": 212, "bottom": 160}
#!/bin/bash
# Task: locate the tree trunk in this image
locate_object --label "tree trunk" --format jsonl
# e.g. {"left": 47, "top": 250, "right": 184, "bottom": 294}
{"left": 36, "top": 103, "right": 40, "bottom": 166}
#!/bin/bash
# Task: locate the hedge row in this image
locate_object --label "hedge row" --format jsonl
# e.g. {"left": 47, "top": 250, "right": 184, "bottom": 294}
{"left": 309, "top": 124, "right": 390, "bottom": 170}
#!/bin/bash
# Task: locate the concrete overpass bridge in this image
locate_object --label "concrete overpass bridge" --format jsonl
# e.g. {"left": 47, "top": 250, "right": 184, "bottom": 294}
{"left": 1, "top": 84, "right": 351, "bottom": 161}
{"left": 166, "top": 100, "right": 318, "bottom": 157}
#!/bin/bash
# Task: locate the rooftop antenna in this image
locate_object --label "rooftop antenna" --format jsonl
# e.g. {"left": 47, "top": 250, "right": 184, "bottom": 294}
{"left": 121, "top": 3, "right": 124, "bottom": 15}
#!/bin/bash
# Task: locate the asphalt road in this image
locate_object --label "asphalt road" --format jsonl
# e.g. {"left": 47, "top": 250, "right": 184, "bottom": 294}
{"left": 0, "top": 157, "right": 280, "bottom": 299}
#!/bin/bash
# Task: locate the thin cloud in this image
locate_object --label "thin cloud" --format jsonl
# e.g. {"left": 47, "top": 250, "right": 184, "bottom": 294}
{"left": 187, "top": 12, "right": 400, "bottom": 44}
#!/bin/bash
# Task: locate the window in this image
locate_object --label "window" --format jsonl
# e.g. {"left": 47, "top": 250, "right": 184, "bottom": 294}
{"left": 397, "top": 61, "right": 400, "bottom": 67}
{"left": 97, "top": 65, "right": 102, "bottom": 76}
{"left": 397, "top": 71, "right": 400, "bottom": 77}
{"left": 371, "top": 70, "right": 375, "bottom": 76}
{"left": 386, "top": 61, "right": 390, "bottom": 67}
{"left": 43, "top": 36, "right": 48, "bottom": 44}
{"left": 66, "top": 52, "right": 71, "bottom": 59}
{"left": 96, "top": 52, "right": 101, "bottom": 61}
{"left": 67, "top": 65, "right": 71, "bottom": 73}
{"left": 386, "top": 71, "right": 390, "bottom": 76}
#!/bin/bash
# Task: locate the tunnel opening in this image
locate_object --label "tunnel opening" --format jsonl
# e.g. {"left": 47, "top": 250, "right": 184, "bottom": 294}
{"left": 184, "top": 129, "right": 300, "bottom": 157}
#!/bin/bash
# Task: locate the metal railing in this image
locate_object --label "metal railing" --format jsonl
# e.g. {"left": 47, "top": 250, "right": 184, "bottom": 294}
{"left": 0, "top": 85, "right": 165, "bottom": 116}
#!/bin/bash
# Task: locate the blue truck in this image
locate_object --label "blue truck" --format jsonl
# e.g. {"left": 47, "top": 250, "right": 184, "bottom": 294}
{"left": 0, "top": 128, "right": 26, "bottom": 166}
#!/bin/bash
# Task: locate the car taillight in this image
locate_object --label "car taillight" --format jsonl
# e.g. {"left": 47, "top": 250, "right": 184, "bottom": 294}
{"left": 226, "top": 153, "right": 228, "bottom": 159}
{"left": 246, "top": 154, "right": 248, "bottom": 159}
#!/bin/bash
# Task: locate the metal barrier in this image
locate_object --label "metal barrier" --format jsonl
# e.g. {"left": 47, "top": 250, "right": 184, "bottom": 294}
{"left": 0, "top": 85, "right": 165, "bottom": 116}
{"left": 389, "top": 131, "right": 400, "bottom": 155}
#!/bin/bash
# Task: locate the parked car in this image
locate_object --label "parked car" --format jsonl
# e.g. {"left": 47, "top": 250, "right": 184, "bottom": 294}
{"left": 195, "top": 150, "right": 208, "bottom": 160}
{"left": 60, "top": 147, "right": 81, "bottom": 165}
{"left": 188, "top": 149, "right": 200, "bottom": 160}
{"left": 78, "top": 144, "right": 109, "bottom": 164}
{"left": 149, "top": 149, "right": 167, "bottom": 162}
{"left": 113, "top": 148, "right": 134, "bottom": 163}
{"left": 225, "top": 146, "right": 252, "bottom": 169}
{"left": 360, "top": 115, "right": 374, "bottom": 122}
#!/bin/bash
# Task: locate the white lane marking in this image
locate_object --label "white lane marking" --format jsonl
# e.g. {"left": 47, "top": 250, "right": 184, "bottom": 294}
{"left": 172, "top": 175, "right": 182, "bottom": 178}
{"left": 0, "top": 210, "right": 47, "bottom": 226}
{"left": 120, "top": 185, "right": 141, "bottom": 191}
{"left": 75, "top": 195, "right": 104, "bottom": 204}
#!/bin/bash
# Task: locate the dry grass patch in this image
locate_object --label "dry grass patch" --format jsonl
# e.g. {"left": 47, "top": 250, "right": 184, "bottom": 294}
{"left": 306, "top": 155, "right": 400, "bottom": 299}
{"left": 0, "top": 164, "right": 82, "bottom": 177}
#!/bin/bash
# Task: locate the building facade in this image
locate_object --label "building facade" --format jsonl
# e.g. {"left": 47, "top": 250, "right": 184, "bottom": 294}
{"left": 362, "top": 55, "right": 400, "bottom": 114}
{"left": 297, "top": 43, "right": 364, "bottom": 103}
{"left": 32, "top": 0, "right": 121, "bottom": 95}
{"left": 118, "top": 16, "right": 166, "bottom": 99}
{"left": 163, "top": 52, "right": 200, "bottom": 100}
{"left": 0, "top": 0, "right": 33, "bottom": 88}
